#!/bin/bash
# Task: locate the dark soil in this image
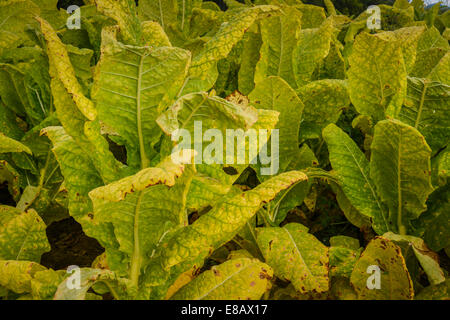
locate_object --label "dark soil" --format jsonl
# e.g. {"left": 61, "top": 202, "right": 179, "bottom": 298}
{"left": 40, "top": 217, "right": 104, "bottom": 270}
{"left": 0, "top": 183, "right": 15, "bottom": 206}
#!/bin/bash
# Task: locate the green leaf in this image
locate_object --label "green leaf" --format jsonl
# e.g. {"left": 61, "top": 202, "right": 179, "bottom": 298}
{"left": 238, "top": 29, "right": 262, "bottom": 95}
{"left": 423, "top": 204, "right": 450, "bottom": 252}
{"left": 412, "top": 48, "right": 448, "bottom": 79}
{"left": 429, "top": 51, "right": 450, "bottom": 85}
{"left": 329, "top": 246, "right": 361, "bottom": 279}
{"left": 185, "top": 5, "right": 279, "bottom": 93}
{"left": 294, "top": 4, "right": 326, "bottom": 29}
{"left": 297, "top": 79, "right": 350, "bottom": 141}
{"left": 30, "top": 268, "right": 66, "bottom": 300}
{"left": 0, "top": 206, "right": 50, "bottom": 262}
{"left": 331, "top": 183, "right": 372, "bottom": 229}
{"left": 43, "top": 27, "right": 123, "bottom": 184}
{"left": 330, "top": 236, "right": 360, "bottom": 250}
{"left": 416, "top": 279, "right": 450, "bottom": 300}
{"left": 384, "top": 232, "right": 445, "bottom": 286}
{"left": 433, "top": 148, "right": 449, "bottom": 187}
{"left": 88, "top": 158, "right": 194, "bottom": 283}
{"left": 370, "top": 119, "right": 434, "bottom": 234}
{"left": 141, "top": 21, "right": 172, "bottom": 47}
{"left": 398, "top": 77, "right": 450, "bottom": 154}
{"left": 156, "top": 171, "right": 308, "bottom": 271}
{"left": 0, "top": 0, "right": 39, "bottom": 51}
{"left": 376, "top": 26, "right": 425, "bottom": 73}
{"left": 0, "top": 260, "right": 47, "bottom": 294}
{"left": 292, "top": 20, "right": 333, "bottom": 87}
{"left": 249, "top": 76, "right": 303, "bottom": 173}
{"left": 170, "top": 258, "right": 273, "bottom": 300}
{"left": 95, "top": 0, "right": 141, "bottom": 45}
{"left": 39, "top": 17, "right": 97, "bottom": 121}
{"left": 42, "top": 127, "right": 121, "bottom": 268}
{"left": 31, "top": 0, "right": 67, "bottom": 29}
{"left": 156, "top": 92, "right": 265, "bottom": 210}
{"left": 93, "top": 27, "right": 191, "bottom": 168}
{"left": 54, "top": 268, "right": 116, "bottom": 300}
{"left": 350, "top": 237, "right": 414, "bottom": 300}
{"left": 0, "top": 133, "right": 32, "bottom": 154}
{"left": 138, "top": 0, "right": 178, "bottom": 31}
{"left": 347, "top": 32, "right": 407, "bottom": 120}
{"left": 254, "top": 6, "right": 302, "bottom": 89}
{"left": 157, "top": 92, "right": 258, "bottom": 136}
{"left": 323, "top": 124, "right": 389, "bottom": 234}
{"left": 256, "top": 223, "right": 329, "bottom": 294}
{"left": 261, "top": 145, "right": 317, "bottom": 225}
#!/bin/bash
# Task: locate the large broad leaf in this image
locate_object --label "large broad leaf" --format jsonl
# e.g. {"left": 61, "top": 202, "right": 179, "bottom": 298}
{"left": 0, "top": 134, "right": 31, "bottom": 154}
{"left": 331, "top": 183, "right": 371, "bottom": 230}
{"left": 350, "top": 237, "right": 414, "bottom": 300}
{"left": 0, "top": 0, "right": 39, "bottom": 51}
{"left": 370, "top": 119, "right": 434, "bottom": 235}
{"left": 0, "top": 206, "right": 50, "bottom": 262}
{"left": 138, "top": 0, "right": 202, "bottom": 36}
{"left": 398, "top": 77, "right": 450, "bottom": 154}
{"left": 54, "top": 268, "right": 116, "bottom": 300}
{"left": 92, "top": 26, "right": 191, "bottom": 168}
{"left": 39, "top": 18, "right": 97, "bottom": 121}
{"left": 94, "top": 0, "right": 141, "bottom": 45}
{"left": 423, "top": 203, "right": 450, "bottom": 253}
{"left": 170, "top": 258, "right": 273, "bottom": 300}
{"left": 412, "top": 27, "right": 449, "bottom": 79}
{"left": 0, "top": 64, "right": 27, "bottom": 117}
{"left": 293, "top": 4, "right": 326, "bottom": 29}
{"left": 31, "top": 0, "right": 68, "bottom": 29}
{"left": 322, "top": 124, "right": 389, "bottom": 234}
{"left": 432, "top": 148, "right": 449, "bottom": 187}
{"left": 261, "top": 144, "right": 317, "bottom": 226}
{"left": 428, "top": 51, "right": 450, "bottom": 85}
{"left": 184, "top": 5, "right": 278, "bottom": 93}
{"left": 384, "top": 232, "right": 445, "bottom": 286}
{"left": 0, "top": 260, "right": 46, "bottom": 294}
{"left": 292, "top": 19, "right": 333, "bottom": 87}
{"left": 249, "top": 76, "right": 303, "bottom": 173}
{"left": 329, "top": 236, "right": 362, "bottom": 279}
{"left": 157, "top": 92, "right": 258, "bottom": 136}
{"left": 41, "top": 18, "right": 123, "bottom": 184}
{"left": 153, "top": 171, "right": 308, "bottom": 273}
{"left": 347, "top": 32, "right": 407, "bottom": 121}
{"left": 254, "top": 6, "right": 302, "bottom": 89}
{"left": 138, "top": 0, "right": 178, "bottom": 31}
{"left": 89, "top": 157, "right": 193, "bottom": 285}
{"left": 256, "top": 223, "right": 329, "bottom": 294}
{"left": 157, "top": 92, "right": 278, "bottom": 211}
{"left": 238, "top": 28, "right": 262, "bottom": 95}
{"left": 374, "top": 26, "right": 425, "bottom": 73}
{"left": 297, "top": 79, "right": 350, "bottom": 141}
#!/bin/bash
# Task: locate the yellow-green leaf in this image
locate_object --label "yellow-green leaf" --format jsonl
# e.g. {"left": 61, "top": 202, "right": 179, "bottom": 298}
{"left": 256, "top": 223, "right": 329, "bottom": 293}
{"left": 350, "top": 237, "right": 414, "bottom": 300}
{"left": 0, "top": 206, "right": 50, "bottom": 262}
{"left": 0, "top": 133, "right": 31, "bottom": 154}
{"left": 347, "top": 32, "right": 407, "bottom": 120}
{"left": 170, "top": 258, "right": 273, "bottom": 300}
{"left": 370, "top": 119, "right": 434, "bottom": 234}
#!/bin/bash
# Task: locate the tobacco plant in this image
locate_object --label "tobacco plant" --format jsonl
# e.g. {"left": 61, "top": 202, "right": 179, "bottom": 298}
{"left": 0, "top": 0, "right": 448, "bottom": 300}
